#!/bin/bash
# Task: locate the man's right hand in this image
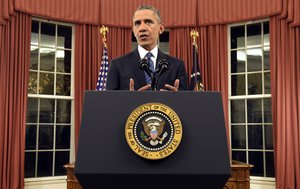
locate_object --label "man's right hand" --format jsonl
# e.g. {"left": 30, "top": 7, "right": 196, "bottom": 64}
{"left": 129, "top": 78, "right": 151, "bottom": 91}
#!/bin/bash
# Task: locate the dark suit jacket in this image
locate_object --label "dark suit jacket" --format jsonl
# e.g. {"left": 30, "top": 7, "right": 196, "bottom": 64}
{"left": 106, "top": 48, "right": 188, "bottom": 90}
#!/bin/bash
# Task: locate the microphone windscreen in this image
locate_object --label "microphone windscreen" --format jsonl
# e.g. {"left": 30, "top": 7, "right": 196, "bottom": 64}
{"left": 139, "top": 58, "right": 150, "bottom": 71}
{"left": 157, "top": 59, "right": 169, "bottom": 74}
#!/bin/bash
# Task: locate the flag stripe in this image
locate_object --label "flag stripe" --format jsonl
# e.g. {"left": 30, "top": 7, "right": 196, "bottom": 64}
{"left": 96, "top": 43, "right": 109, "bottom": 91}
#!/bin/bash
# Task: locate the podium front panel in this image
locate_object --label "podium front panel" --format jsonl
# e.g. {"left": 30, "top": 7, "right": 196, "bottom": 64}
{"left": 75, "top": 91, "right": 230, "bottom": 189}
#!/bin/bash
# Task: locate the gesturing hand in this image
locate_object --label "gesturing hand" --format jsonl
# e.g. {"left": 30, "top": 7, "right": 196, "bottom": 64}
{"left": 129, "top": 78, "right": 151, "bottom": 91}
{"left": 160, "top": 79, "right": 179, "bottom": 91}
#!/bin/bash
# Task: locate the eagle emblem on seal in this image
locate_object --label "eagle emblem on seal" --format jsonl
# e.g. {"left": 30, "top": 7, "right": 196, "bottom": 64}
{"left": 140, "top": 116, "right": 168, "bottom": 146}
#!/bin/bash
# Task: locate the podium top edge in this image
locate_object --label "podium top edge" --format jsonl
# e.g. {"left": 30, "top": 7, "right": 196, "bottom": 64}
{"left": 86, "top": 90, "right": 221, "bottom": 93}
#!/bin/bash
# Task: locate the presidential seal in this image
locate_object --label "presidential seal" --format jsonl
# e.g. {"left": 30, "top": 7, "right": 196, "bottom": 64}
{"left": 125, "top": 103, "right": 183, "bottom": 160}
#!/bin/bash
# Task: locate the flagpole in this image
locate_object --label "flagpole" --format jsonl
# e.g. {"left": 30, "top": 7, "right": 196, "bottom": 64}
{"left": 190, "top": 29, "right": 204, "bottom": 91}
{"left": 96, "top": 26, "right": 109, "bottom": 91}
{"left": 100, "top": 25, "right": 109, "bottom": 48}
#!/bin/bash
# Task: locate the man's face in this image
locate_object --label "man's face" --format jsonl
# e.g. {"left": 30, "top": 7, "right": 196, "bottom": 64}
{"left": 132, "top": 9, "right": 164, "bottom": 51}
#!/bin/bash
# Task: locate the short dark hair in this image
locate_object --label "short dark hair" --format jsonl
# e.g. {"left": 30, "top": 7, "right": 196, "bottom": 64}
{"left": 133, "top": 5, "right": 162, "bottom": 23}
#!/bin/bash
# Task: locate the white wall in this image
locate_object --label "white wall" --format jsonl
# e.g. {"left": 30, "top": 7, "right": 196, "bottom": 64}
{"left": 25, "top": 178, "right": 275, "bottom": 189}
{"left": 25, "top": 177, "right": 66, "bottom": 189}
{"left": 250, "top": 179, "right": 276, "bottom": 189}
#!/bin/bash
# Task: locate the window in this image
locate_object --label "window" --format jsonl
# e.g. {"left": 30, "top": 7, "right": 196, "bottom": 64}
{"left": 229, "top": 21, "right": 274, "bottom": 178}
{"left": 25, "top": 19, "right": 74, "bottom": 178}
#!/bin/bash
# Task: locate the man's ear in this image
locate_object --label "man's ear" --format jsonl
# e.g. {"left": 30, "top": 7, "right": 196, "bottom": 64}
{"left": 159, "top": 24, "right": 165, "bottom": 34}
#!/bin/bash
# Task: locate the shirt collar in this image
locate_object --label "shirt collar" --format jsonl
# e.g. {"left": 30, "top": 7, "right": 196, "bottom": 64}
{"left": 138, "top": 45, "right": 158, "bottom": 59}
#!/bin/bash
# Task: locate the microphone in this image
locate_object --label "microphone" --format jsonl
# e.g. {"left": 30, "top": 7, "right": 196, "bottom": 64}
{"left": 139, "top": 58, "right": 152, "bottom": 77}
{"left": 156, "top": 59, "right": 169, "bottom": 76}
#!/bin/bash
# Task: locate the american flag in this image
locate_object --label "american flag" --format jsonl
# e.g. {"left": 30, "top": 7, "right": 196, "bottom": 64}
{"left": 189, "top": 43, "right": 204, "bottom": 91}
{"left": 96, "top": 43, "right": 109, "bottom": 91}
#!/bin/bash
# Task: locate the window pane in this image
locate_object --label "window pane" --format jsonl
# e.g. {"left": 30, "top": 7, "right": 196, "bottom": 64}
{"left": 264, "top": 98, "right": 272, "bottom": 123}
{"left": 56, "top": 100, "right": 71, "bottom": 123}
{"left": 264, "top": 72, "right": 271, "bottom": 94}
{"left": 27, "top": 98, "right": 38, "bottom": 123}
{"left": 31, "top": 21, "right": 39, "bottom": 46}
{"left": 249, "top": 151, "right": 263, "bottom": 176}
{"left": 28, "top": 71, "right": 38, "bottom": 94}
{"left": 57, "top": 50, "right": 71, "bottom": 73}
{"left": 247, "top": 23, "right": 261, "bottom": 48}
{"left": 37, "top": 152, "right": 53, "bottom": 177}
{"left": 231, "top": 100, "right": 245, "bottom": 123}
{"left": 56, "top": 74, "right": 71, "bottom": 96}
{"left": 39, "top": 72, "right": 54, "bottom": 95}
{"left": 231, "top": 125, "right": 246, "bottom": 149}
{"left": 247, "top": 99, "right": 262, "bottom": 123}
{"left": 38, "top": 125, "right": 54, "bottom": 149}
{"left": 266, "top": 152, "right": 275, "bottom": 177}
{"left": 56, "top": 125, "right": 70, "bottom": 149}
{"left": 41, "top": 23, "right": 55, "bottom": 47}
{"left": 263, "top": 22, "right": 270, "bottom": 46}
{"left": 231, "top": 50, "right": 246, "bottom": 73}
{"left": 39, "top": 99, "right": 55, "bottom": 123}
{"left": 159, "top": 31, "right": 169, "bottom": 54}
{"left": 30, "top": 46, "right": 38, "bottom": 70}
{"left": 232, "top": 151, "right": 246, "bottom": 162}
{"left": 248, "top": 125, "right": 263, "bottom": 149}
{"left": 231, "top": 74, "right": 245, "bottom": 95}
{"left": 55, "top": 151, "right": 70, "bottom": 176}
{"left": 40, "top": 48, "right": 55, "bottom": 72}
{"left": 265, "top": 125, "right": 273, "bottom": 150}
{"left": 57, "top": 25, "right": 72, "bottom": 49}
{"left": 26, "top": 125, "right": 37, "bottom": 150}
{"left": 247, "top": 48, "right": 262, "bottom": 72}
{"left": 25, "top": 152, "right": 36, "bottom": 178}
{"left": 263, "top": 46, "right": 270, "bottom": 70}
{"left": 248, "top": 73, "right": 262, "bottom": 95}
{"left": 231, "top": 26, "right": 245, "bottom": 49}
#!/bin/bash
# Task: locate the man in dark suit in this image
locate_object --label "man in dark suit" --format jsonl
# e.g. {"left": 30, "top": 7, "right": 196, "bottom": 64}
{"left": 106, "top": 5, "right": 188, "bottom": 91}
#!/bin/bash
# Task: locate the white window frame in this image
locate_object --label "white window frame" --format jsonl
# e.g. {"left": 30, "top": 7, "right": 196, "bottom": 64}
{"left": 228, "top": 19, "right": 275, "bottom": 183}
{"left": 25, "top": 18, "right": 75, "bottom": 183}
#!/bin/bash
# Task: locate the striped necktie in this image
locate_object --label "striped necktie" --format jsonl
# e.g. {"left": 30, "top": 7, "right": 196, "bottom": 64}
{"left": 144, "top": 52, "right": 154, "bottom": 84}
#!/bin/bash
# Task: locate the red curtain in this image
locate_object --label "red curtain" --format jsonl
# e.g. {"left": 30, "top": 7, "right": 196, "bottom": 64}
{"left": 100, "top": 0, "right": 197, "bottom": 28}
{"left": 197, "top": 0, "right": 282, "bottom": 26}
{"left": 74, "top": 26, "right": 132, "bottom": 152}
{"left": 74, "top": 24, "right": 101, "bottom": 152}
{"left": 0, "top": 12, "right": 31, "bottom": 189}
{"left": 169, "top": 26, "right": 229, "bottom": 148}
{"left": 105, "top": 27, "right": 132, "bottom": 61}
{"left": 270, "top": 17, "right": 300, "bottom": 189}
{"left": 14, "top": 0, "right": 101, "bottom": 25}
{"left": 8, "top": 0, "right": 284, "bottom": 27}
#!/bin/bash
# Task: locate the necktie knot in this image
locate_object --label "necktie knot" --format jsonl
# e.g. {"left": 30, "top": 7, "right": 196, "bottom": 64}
{"left": 145, "top": 52, "right": 152, "bottom": 60}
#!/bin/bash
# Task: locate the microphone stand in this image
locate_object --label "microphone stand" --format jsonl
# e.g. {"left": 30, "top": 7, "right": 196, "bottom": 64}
{"left": 151, "top": 73, "right": 157, "bottom": 91}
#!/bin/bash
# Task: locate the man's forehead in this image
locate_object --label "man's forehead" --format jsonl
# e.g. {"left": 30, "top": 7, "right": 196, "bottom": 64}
{"left": 133, "top": 9, "right": 156, "bottom": 21}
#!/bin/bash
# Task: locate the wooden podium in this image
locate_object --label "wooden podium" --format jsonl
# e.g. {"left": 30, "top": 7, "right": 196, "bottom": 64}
{"left": 63, "top": 162, "right": 82, "bottom": 189}
{"left": 224, "top": 160, "right": 254, "bottom": 189}
{"left": 64, "top": 160, "right": 253, "bottom": 189}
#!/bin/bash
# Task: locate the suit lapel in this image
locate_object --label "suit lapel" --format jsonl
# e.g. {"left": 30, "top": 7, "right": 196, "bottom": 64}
{"left": 156, "top": 50, "right": 169, "bottom": 88}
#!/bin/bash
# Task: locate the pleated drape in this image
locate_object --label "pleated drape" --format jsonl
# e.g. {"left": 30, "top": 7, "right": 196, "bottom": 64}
{"left": 0, "top": 12, "right": 31, "bottom": 189}
{"left": 14, "top": 0, "right": 101, "bottom": 25}
{"left": 100, "top": 0, "right": 197, "bottom": 28}
{"left": 74, "top": 25, "right": 101, "bottom": 151}
{"left": 197, "top": 0, "right": 282, "bottom": 26}
{"left": 270, "top": 17, "right": 300, "bottom": 189}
